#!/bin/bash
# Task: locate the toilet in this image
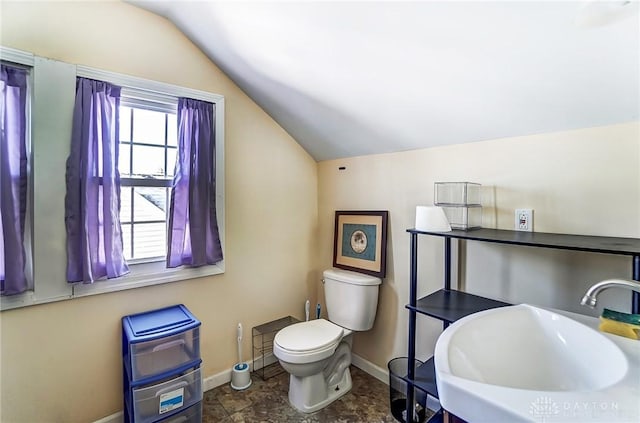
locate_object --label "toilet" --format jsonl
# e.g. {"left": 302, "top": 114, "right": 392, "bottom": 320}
{"left": 273, "top": 268, "right": 382, "bottom": 413}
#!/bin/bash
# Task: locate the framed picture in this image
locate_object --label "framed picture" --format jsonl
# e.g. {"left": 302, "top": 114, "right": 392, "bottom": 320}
{"left": 333, "top": 210, "right": 388, "bottom": 278}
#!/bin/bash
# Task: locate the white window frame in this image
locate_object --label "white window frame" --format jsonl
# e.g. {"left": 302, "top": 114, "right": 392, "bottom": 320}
{"left": 118, "top": 98, "right": 177, "bottom": 263}
{"left": 0, "top": 48, "right": 225, "bottom": 310}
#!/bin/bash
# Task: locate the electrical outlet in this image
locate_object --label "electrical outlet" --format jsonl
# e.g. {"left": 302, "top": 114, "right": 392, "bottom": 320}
{"left": 515, "top": 209, "right": 533, "bottom": 232}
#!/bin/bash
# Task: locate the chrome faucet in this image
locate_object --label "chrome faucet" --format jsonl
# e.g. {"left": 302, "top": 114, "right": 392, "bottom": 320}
{"left": 581, "top": 279, "right": 640, "bottom": 308}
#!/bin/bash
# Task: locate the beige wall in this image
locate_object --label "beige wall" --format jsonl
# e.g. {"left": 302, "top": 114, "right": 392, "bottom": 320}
{"left": 318, "top": 122, "right": 640, "bottom": 368}
{"left": 2, "top": 1, "right": 639, "bottom": 422}
{"left": 0, "top": 2, "right": 318, "bottom": 422}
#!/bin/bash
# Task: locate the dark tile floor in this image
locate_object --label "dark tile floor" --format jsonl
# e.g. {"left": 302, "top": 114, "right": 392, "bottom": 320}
{"left": 203, "top": 364, "right": 399, "bottom": 422}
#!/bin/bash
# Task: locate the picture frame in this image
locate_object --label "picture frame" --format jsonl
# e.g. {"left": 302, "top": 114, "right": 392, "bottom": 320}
{"left": 333, "top": 210, "right": 388, "bottom": 278}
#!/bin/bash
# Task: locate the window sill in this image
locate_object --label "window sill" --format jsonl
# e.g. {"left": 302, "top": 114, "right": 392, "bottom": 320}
{"left": 1, "top": 290, "right": 71, "bottom": 311}
{"left": 72, "top": 260, "right": 225, "bottom": 297}
{"left": 1, "top": 261, "right": 224, "bottom": 311}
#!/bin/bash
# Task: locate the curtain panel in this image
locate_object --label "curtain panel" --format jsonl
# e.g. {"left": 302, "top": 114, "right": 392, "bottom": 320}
{"left": 0, "top": 65, "right": 29, "bottom": 295}
{"left": 65, "top": 77, "right": 129, "bottom": 283}
{"left": 167, "top": 98, "right": 223, "bottom": 268}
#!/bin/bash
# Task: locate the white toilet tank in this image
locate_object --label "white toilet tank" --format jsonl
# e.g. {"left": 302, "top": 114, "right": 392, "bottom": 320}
{"left": 323, "top": 268, "right": 382, "bottom": 331}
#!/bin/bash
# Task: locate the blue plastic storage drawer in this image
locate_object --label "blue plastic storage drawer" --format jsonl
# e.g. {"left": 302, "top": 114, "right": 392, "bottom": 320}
{"left": 160, "top": 401, "right": 202, "bottom": 423}
{"left": 123, "top": 304, "right": 201, "bottom": 381}
{"left": 131, "top": 367, "right": 202, "bottom": 423}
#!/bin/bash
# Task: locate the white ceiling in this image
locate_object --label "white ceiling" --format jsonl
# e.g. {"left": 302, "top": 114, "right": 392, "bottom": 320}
{"left": 130, "top": 1, "right": 640, "bottom": 161}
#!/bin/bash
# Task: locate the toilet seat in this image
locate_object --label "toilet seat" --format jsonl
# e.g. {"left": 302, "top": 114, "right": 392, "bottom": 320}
{"left": 274, "top": 319, "right": 344, "bottom": 364}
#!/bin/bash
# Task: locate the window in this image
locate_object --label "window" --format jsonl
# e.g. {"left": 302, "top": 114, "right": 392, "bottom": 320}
{"left": 0, "top": 60, "right": 32, "bottom": 296}
{"left": 71, "top": 68, "right": 225, "bottom": 297}
{"left": 119, "top": 104, "right": 177, "bottom": 262}
{"left": 0, "top": 48, "right": 225, "bottom": 310}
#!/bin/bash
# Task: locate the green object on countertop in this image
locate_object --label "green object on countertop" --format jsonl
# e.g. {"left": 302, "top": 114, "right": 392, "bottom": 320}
{"left": 602, "top": 308, "right": 640, "bottom": 325}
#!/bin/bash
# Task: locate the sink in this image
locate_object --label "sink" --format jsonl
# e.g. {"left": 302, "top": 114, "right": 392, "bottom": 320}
{"left": 440, "top": 304, "right": 626, "bottom": 391}
{"left": 434, "top": 304, "right": 640, "bottom": 422}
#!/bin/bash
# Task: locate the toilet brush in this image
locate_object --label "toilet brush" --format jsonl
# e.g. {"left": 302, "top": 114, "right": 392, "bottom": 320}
{"left": 230, "top": 323, "right": 252, "bottom": 390}
{"left": 236, "top": 323, "right": 244, "bottom": 367}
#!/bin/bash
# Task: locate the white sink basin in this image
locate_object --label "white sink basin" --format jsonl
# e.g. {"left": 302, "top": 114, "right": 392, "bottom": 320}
{"left": 435, "top": 304, "right": 640, "bottom": 422}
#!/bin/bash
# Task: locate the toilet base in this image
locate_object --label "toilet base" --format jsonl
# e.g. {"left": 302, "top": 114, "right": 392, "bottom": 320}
{"left": 288, "top": 366, "right": 352, "bottom": 413}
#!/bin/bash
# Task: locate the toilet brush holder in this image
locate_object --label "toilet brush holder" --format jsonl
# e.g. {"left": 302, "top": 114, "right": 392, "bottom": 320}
{"left": 231, "top": 323, "right": 251, "bottom": 390}
{"left": 231, "top": 362, "right": 252, "bottom": 390}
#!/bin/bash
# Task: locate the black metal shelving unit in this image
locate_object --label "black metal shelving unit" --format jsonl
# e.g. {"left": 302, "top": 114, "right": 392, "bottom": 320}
{"left": 406, "top": 289, "right": 510, "bottom": 323}
{"left": 404, "top": 228, "right": 640, "bottom": 423}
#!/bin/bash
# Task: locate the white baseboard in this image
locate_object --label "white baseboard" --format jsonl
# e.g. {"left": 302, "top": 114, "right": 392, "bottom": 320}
{"left": 351, "top": 353, "right": 389, "bottom": 385}
{"left": 92, "top": 411, "right": 123, "bottom": 423}
{"left": 202, "top": 366, "right": 232, "bottom": 392}
{"left": 201, "top": 353, "right": 387, "bottom": 392}
{"left": 203, "top": 352, "right": 278, "bottom": 391}
{"left": 94, "top": 353, "right": 385, "bottom": 423}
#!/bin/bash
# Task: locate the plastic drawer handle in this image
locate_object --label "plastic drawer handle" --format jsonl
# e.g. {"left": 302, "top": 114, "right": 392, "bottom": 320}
{"left": 152, "top": 339, "right": 185, "bottom": 352}
{"left": 155, "top": 381, "right": 189, "bottom": 397}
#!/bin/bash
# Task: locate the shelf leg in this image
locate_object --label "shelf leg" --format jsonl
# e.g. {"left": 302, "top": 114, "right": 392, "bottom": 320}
{"left": 633, "top": 255, "right": 639, "bottom": 314}
{"left": 406, "top": 233, "right": 418, "bottom": 423}
{"left": 444, "top": 238, "right": 451, "bottom": 291}
{"left": 443, "top": 237, "right": 452, "bottom": 330}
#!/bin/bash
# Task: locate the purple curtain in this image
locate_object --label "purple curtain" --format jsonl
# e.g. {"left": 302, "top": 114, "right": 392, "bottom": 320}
{"left": 0, "top": 65, "right": 28, "bottom": 295}
{"left": 65, "top": 78, "right": 129, "bottom": 283}
{"left": 167, "top": 98, "right": 223, "bottom": 268}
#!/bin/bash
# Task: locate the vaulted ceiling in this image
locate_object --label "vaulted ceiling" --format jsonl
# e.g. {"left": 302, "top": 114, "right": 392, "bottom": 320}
{"left": 129, "top": 1, "right": 639, "bottom": 161}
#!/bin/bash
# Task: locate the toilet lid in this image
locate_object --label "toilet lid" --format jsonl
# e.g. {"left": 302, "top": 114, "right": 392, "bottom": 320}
{"left": 274, "top": 319, "right": 343, "bottom": 353}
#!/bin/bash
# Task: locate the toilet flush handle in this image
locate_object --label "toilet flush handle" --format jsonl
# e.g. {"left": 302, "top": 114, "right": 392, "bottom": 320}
{"left": 321, "top": 278, "right": 325, "bottom": 284}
